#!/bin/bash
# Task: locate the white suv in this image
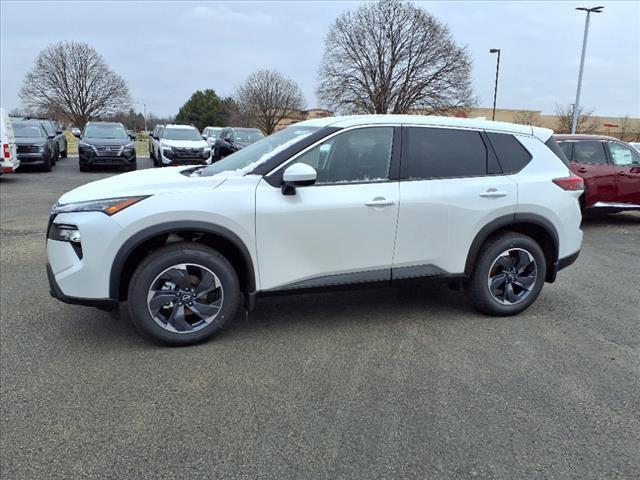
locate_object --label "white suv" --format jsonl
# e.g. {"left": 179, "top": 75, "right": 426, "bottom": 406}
{"left": 155, "top": 124, "right": 211, "bottom": 167}
{"left": 46, "top": 115, "right": 583, "bottom": 345}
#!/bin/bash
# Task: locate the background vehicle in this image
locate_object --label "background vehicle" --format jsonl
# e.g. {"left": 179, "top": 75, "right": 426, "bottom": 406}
{"left": 149, "top": 124, "right": 164, "bottom": 166}
{"left": 202, "top": 126, "right": 223, "bottom": 156}
{"left": 75, "top": 121, "right": 137, "bottom": 172}
{"left": 156, "top": 124, "right": 211, "bottom": 166}
{"left": 556, "top": 134, "right": 640, "bottom": 212}
{"left": 629, "top": 142, "right": 640, "bottom": 153}
{"left": 12, "top": 120, "right": 57, "bottom": 171}
{"left": 214, "top": 127, "right": 264, "bottom": 160}
{"left": 46, "top": 115, "right": 583, "bottom": 346}
{"left": 27, "top": 119, "right": 67, "bottom": 159}
{"left": 1, "top": 108, "right": 20, "bottom": 175}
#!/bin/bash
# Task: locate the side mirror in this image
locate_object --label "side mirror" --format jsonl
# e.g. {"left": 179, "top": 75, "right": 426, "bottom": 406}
{"left": 281, "top": 163, "right": 317, "bottom": 195}
{"left": 73, "top": 131, "right": 81, "bottom": 138}
{"left": 129, "top": 134, "right": 137, "bottom": 140}
{"left": 202, "top": 134, "right": 207, "bottom": 140}
{"left": 224, "top": 136, "right": 232, "bottom": 142}
{"left": 48, "top": 134, "right": 56, "bottom": 139}
{"left": 56, "top": 129, "right": 63, "bottom": 134}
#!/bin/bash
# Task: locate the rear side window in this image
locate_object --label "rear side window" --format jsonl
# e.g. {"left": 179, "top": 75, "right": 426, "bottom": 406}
{"left": 572, "top": 141, "right": 608, "bottom": 165}
{"left": 486, "top": 132, "right": 533, "bottom": 173}
{"left": 557, "top": 141, "right": 573, "bottom": 161}
{"left": 402, "top": 127, "right": 487, "bottom": 179}
{"left": 545, "top": 136, "right": 570, "bottom": 166}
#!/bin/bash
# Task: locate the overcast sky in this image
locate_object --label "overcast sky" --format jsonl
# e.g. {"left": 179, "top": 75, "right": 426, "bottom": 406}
{"left": 1, "top": 1, "right": 638, "bottom": 119}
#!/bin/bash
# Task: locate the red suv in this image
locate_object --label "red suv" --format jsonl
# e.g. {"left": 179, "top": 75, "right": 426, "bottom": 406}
{"left": 555, "top": 135, "right": 640, "bottom": 212}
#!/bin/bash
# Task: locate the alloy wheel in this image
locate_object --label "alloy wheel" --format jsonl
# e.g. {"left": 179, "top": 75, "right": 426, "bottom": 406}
{"left": 146, "top": 263, "right": 224, "bottom": 333}
{"left": 487, "top": 248, "right": 538, "bottom": 305}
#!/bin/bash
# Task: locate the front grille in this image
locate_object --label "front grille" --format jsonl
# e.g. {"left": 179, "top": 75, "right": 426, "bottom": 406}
{"left": 94, "top": 145, "right": 123, "bottom": 156}
{"left": 17, "top": 145, "right": 40, "bottom": 153}
{"left": 174, "top": 147, "right": 203, "bottom": 160}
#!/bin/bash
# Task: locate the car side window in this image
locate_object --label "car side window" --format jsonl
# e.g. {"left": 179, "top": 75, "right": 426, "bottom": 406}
{"left": 607, "top": 142, "right": 640, "bottom": 166}
{"left": 558, "top": 142, "right": 573, "bottom": 161}
{"left": 486, "top": 132, "right": 532, "bottom": 174}
{"left": 288, "top": 127, "right": 394, "bottom": 185}
{"left": 402, "top": 127, "right": 487, "bottom": 179}
{"left": 572, "top": 141, "right": 608, "bottom": 164}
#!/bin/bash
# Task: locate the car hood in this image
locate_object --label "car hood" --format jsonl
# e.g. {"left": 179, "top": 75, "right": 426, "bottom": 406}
{"left": 58, "top": 167, "right": 232, "bottom": 205}
{"left": 160, "top": 139, "right": 208, "bottom": 149}
{"left": 80, "top": 137, "right": 131, "bottom": 146}
{"left": 15, "top": 136, "right": 46, "bottom": 145}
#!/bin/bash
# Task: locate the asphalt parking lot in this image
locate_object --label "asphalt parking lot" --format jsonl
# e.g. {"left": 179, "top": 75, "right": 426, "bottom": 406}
{"left": 1, "top": 156, "right": 639, "bottom": 479}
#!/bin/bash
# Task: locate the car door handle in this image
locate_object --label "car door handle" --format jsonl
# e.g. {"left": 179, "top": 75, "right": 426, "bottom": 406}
{"left": 577, "top": 167, "right": 588, "bottom": 173}
{"left": 617, "top": 171, "right": 627, "bottom": 176}
{"left": 479, "top": 189, "right": 508, "bottom": 198}
{"left": 365, "top": 198, "right": 395, "bottom": 207}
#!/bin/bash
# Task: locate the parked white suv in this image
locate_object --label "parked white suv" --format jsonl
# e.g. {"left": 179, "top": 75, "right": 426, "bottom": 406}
{"left": 46, "top": 115, "right": 583, "bottom": 345}
{"left": 155, "top": 124, "right": 211, "bottom": 167}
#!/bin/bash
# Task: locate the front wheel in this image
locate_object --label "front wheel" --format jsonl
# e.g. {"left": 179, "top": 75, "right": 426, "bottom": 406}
{"left": 466, "top": 233, "right": 546, "bottom": 316}
{"left": 127, "top": 243, "right": 240, "bottom": 345}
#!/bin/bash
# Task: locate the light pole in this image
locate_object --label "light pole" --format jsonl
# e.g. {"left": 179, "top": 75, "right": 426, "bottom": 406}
{"left": 134, "top": 102, "right": 147, "bottom": 131}
{"left": 571, "top": 6, "right": 604, "bottom": 134}
{"left": 489, "top": 48, "right": 501, "bottom": 121}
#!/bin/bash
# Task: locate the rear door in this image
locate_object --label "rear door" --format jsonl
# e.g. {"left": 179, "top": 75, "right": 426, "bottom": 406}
{"left": 567, "top": 141, "right": 617, "bottom": 206}
{"left": 392, "top": 126, "right": 517, "bottom": 277}
{"left": 606, "top": 141, "right": 640, "bottom": 204}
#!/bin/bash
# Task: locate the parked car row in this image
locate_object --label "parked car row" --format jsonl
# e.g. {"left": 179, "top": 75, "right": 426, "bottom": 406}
{"left": 149, "top": 124, "right": 264, "bottom": 167}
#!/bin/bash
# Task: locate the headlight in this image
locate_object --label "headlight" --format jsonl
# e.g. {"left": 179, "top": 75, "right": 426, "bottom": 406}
{"left": 78, "top": 142, "right": 93, "bottom": 149}
{"left": 124, "top": 142, "right": 135, "bottom": 149}
{"left": 48, "top": 223, "right": 81, "bottom": 243}
{"left": 161, "top": 144, "right": 172, "bottom": 151}
{"left": 51, "top": 196, "right": 149, "bottom": 216}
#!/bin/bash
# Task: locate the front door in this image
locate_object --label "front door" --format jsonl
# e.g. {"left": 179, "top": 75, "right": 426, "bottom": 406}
{"left": 606, "top": 141, "right": 640, "bottom": 205}
{"left": 255, "top": 126, "right": 399, "bottom": 291}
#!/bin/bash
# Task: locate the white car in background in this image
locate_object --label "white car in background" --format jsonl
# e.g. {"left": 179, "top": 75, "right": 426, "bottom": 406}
{"left": 202, "top": 126, "right": 223, "bottom": 147}
{"left": 629, "top": 142, "right": 640, "bottom": 153}
{"left": 1, "top": 108, "right": 20, "bottom": 175}
{"left": 156, "top": 124, "right": 212, "bottom": 167}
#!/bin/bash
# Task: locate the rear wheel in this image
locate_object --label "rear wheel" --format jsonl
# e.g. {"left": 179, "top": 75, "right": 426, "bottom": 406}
{"left": 466, "top": 232, "right": 546, "bottom": 316}
{"left": 42, "top": 155, "right": 52, "bottom": 172}
{"left": 127, "top": 243, "right": 240, "bottom": 345}
{"left": 61, "top": 144, "right": 68, "bottom": 158}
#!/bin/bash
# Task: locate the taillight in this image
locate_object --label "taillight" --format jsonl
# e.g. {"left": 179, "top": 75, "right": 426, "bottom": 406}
{"left": 2, "top": 143, "right": 9, "bottom": 159}
{"left": 552, "top": 175, "right": 584, "bottom": 191}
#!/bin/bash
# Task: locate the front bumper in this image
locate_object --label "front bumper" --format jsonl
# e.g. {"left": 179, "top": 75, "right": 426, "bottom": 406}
{"left": 47, "top": 262, "right": 118, "bottom": 310}
{"left": 79, "top": 152, "right": 136, "bottom": 166}
{"left": 1, "top": 158, "right": 20, "bottom": 173}
{"left": 17, "top": 152, "right": 47, "bottom": 165}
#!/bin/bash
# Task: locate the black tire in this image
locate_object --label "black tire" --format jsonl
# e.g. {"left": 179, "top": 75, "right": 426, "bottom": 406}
{"left": 61, "top": 148, "right": 67, "bottom": 158}
{"left": 125, "top": 162, "right": 137, "bottom": 172}
{"left": 465, "top": 232, "right": 546, "bottom": 316}
{"left": 79, "top": 163, "right": 90, "bottom": 172}
{"left": 127, "top": 243, "right": 240, "bottom": 346}
{"left": 41, "top": 155, "right": 52, "bottom": 172}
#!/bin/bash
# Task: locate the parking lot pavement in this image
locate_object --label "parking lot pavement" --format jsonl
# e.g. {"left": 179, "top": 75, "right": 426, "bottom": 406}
{"left": 1, "top": 155, "right": 639, "bottom": 479}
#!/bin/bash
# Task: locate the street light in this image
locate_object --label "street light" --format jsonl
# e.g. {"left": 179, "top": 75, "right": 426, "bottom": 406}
{"left": 489, "top": 48, "right": 501, "bottom": 121}
{"left": 571, "top": 6, "right": 604, "bottom": 134}
{"left": 134, "top": 102, "right": 147, "bottom": 131}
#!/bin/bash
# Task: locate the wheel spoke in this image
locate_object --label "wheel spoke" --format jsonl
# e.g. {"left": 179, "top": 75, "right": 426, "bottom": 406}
{"left": 515, "top": 250, "right": 532, "bottom": 274}
{"left": 189, "top": 299, "right": 222, "bottom": 320}
{"left": 165, "top": 267, "right": 190, "bottom": 289}
{"left": 194, "top": 271, "right": 218, "bottom": 297}
{"left": 514, "top": 273, "right": 536, "bottom": 290}
{"left": 496, "top": 255, "right": 514, "bottom": 271}
{"left": 148, "top": 291, "right": 177, "bottom": 314}
{"left": 489, "top": 274, "right": 507, "bottom": 296}
{"left": 504, "top": 282, "right": 518, "bottom": 303}
{"left": 167, "top": 304, "right": 191, "bottom": 332}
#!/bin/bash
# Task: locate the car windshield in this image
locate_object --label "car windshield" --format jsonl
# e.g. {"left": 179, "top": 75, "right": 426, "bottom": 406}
{"left": 207, "top": 128, "right": 222, "bottom": 137}
{"left": 201, "top": 126, "right": 321, "bottom": 176}
{"left": 234, "top": 129, "right": 264, "bottom": 143}
{"left": 13, "top": 124, "right": 44, "bottom": 138}
{"left": 84, "top": 124, "right": 128, "bottom": 139}
{"left": 163, "top": 127, "right": 202, "bottom": 141}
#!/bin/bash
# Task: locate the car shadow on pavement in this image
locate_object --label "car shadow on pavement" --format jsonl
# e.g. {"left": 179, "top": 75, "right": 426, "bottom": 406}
{"left": 582, "top": 212, "right": 640, "bottom": 227}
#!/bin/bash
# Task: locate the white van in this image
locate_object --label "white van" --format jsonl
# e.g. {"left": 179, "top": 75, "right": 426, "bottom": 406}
{"left": 1, "top": 108, "right": 20, "bottom": 174}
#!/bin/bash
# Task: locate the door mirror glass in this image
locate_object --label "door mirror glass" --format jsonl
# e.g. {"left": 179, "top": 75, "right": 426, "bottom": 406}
{"left": 282, "top": 163, "right": 317, "bottom": 195}
{"left": 73, "top": 131, "right": 81, "bottom": 138}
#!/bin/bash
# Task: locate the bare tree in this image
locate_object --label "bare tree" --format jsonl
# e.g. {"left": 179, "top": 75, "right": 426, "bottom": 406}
{"left": 317, "top": 0, "right": 476, "bottom": 114}
{"left": 513, "top": 110, "right": 542, "bottom": 127}
{"left": 555, "top": 103, "right": 598, "bottom": 134}
{"left": 235, "top": 70, "right": 305, "bottom": 134}
{"left": 618, "top": 115, "right": 630, "bottom": 141}
{"left": 19, "top": 41, "right": 131, "bottom": 128}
